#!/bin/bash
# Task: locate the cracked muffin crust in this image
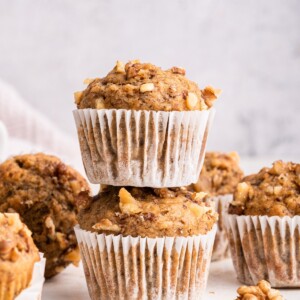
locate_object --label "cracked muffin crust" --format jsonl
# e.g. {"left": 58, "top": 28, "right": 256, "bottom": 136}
{"left": 236, "top": 280, "right": 284, "bottom": 300}
{"left": 0, "top": 213, "right": 39, "bottom": 300}
{"left": 192, "top": 151, "right": 243, "bottom": 196}
{"left": 229, "top": 160, "right": 300, "bottom": 216}
{"left": 0, "top": 153, "right": 90, "bottom": 278}
{"left": 77, "top": 186, "right": 218, "bottom": 237}
{"left": 74, "top": 60, "right": 221, "bottom": 111}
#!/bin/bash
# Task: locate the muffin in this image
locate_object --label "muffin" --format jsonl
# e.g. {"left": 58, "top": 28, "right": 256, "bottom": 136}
{"left": 75, "top": 186, "right": 218, "bottom": 300}
{"left": 0, "top": 153, "right": 90, "bottom": 278}
{"left": 0, "top": 213, "right": 39, "bottom": 300}
{"left": 226, "top": 160, "right": 300, "bottom": 287}
{"left": 235, "top": 280, "right": 284, "bottom": 300}
{"left": 192, "top": 151, "right": 243, "bottom": 261}
{"left": 73, "top": 60, "right": 221, "bottom": 187}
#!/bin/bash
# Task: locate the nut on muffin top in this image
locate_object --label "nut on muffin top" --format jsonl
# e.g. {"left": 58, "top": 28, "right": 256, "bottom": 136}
{"left": 77, "top": 186, "right": 218, "bottom": 237}
{"left": 74, "top": 60, "right": 221, "bottom": 111}
{"left": 229, "top": 160, "right": 300, "bottom": 217}
{"left": 192, "top": 152, "right": 243, "bottom": 196}
{"left": 0, "top": 213, "right": 39, "bottom": 263}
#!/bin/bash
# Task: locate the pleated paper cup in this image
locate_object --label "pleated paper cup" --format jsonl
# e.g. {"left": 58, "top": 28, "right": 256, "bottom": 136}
{"left": 16, "top": 253, "right": 46, "bottom": 300}
{"left": 207, "top": 194, "right": 232, "bottom": 261}
{"left": 75, "top": 225, "right": 216, "bottom": 300}
{"left": 0, "top": 253, "right": 45, "bottom": 300}
{"left": 226, "top": 214, "right": 300, "bottom": 287}
{"left": 73, "top": 108, "right": 215, "bottom": 187}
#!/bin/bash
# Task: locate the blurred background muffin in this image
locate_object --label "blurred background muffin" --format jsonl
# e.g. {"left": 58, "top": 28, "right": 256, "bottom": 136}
{"left": 191, "top": 151, "right": 243, "bottom": 261}
{"left": 76, "top": 186, "right": 218, "bottom": 300}
{"left": 226, "top": 160, "right": 300, "bottom": 287}
{"left": 0, "top": 213, "right": 39, "bottom": 300}
{"left": 0, "top": 153, "right": 90, "bottom": 278}
{"left": 74, "top": 60, "right": 220, "bottom": 187}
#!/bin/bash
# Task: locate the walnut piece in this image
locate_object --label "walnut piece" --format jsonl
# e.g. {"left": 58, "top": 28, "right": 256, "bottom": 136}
{"left": 119, "top": 188, "right": 142, "bottom": 214}
{"left": 236, "top": 280, "right": 284, "bottom": 300}
{"left": 140, "top": 83, "right": 154, "bottom": 93}
{"left": 114, "top": 60, "right": 125, "bottom": 73}
{"left": 186, "top": 92, "right": 199, "bottom": 109}
{"left": 170, "top": 66, "right": 186, "bottom": 75}
{"left": 92, "top": 219, "right": 121, "bottom": 233}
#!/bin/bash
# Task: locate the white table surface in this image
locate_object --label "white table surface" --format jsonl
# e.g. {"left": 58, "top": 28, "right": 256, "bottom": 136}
{"left": 43, "top": 259, "right": 299, "bottom": 299}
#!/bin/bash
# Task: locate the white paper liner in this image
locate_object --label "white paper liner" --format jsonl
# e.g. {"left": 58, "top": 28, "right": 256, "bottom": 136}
{"left": 16, "top": 253, "right": 46, "bottom": 300}
{"left": 73, "top": 108, "right": 215, "bottom": 187}
{"left": 75, "top": 225, "right": 216, "bottom": 300}
{"left": 226, "top": 214, "right": 300, "bottom": 287}
{"left": 207, "top": 194, "right": 232, "bottom": 261}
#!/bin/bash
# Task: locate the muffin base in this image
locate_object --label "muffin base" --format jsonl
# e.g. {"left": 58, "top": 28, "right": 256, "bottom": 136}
{"left": 75, "top": 225, "right": 216, "bottom": 300}
{"left": 226, "top": 215, "right": 300, "bottom": 287}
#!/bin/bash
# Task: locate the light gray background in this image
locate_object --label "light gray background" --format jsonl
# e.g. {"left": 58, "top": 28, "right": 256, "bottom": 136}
{"left": 0, "top": 0, "right": 299, "bottom": 156}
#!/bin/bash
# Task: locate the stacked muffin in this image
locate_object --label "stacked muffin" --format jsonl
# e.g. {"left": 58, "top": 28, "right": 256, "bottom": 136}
{"left": 73, "top": 60, "right": 221, "bottom": 299}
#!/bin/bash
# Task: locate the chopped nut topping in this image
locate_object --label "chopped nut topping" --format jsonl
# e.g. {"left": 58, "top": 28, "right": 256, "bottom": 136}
{"left": 186, "top": 92, "right": 199, "bottom": 109}
{"left": 191, "top": 192, "right": 208, "bottom": 202}
{"left": 64, "top": 248, "right": 80, "bottom": 266}
{"left": 92, "top": 219, "right": 121, "bottom": 233}
{"left": 45, "top": 216, "right": 55, "bottom": 236}
{"left": 119, "top": 188, "right": 142, "bottom": 214}
{"left": 171, "top": 66, "right": 186, "bottom": 75}
{"left": 114, "top": 60, "right": 125, "bottom": 73}
{"left": 83, "top": 78, "right": 94, "bottom": 85}
{"left": 95, "top": 99, "right": 106, "bottom": 109}
{"left": 188, "top": 202, "right": 211, "bottom": 218}
{"left": 235, "top": 182, "right": 250, "bottom": 204}
{"left": 74, "top": 91, "right": 83, "bottom": 105}
{"left": 236, "top": 280, "right": 284, "bottom": 300}
{"left": 140, "top": 83, "right": 154, "bottom": 93}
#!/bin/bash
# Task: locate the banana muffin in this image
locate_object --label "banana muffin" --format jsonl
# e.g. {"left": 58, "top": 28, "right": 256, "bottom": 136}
{"left": 0, "top": 213, "right": 39, "bottom": 300}
{"left": 192, "top": 151, "right": 243, "bottom": 261}
{"left": 226, "top": 160, "right": 300, "bottom": 287}
{"left": 236, "top": 280, "right": 284, "bottom": 300}
{"left": 76, "top": 186, "right": 218, "bottom": 300}
{"left": 0, "top": 153, "right": 90, "bottom": 278}
{"left": 73, "top": 60, "right": 220, "bottom": 187}
{"left": 75, "top": 60, "right": 221, "bottom": 111}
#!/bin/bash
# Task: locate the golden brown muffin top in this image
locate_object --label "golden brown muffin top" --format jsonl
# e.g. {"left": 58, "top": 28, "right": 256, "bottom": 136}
{"left": 192, "top": 152, "right": 243, "bottom": 196}
{"left": 236, "top": 280, "right": 284, "bottom": 300}
{"left": 77, "top": 186, "right": 218, "bottom": 237}
{"left": 74, "top": 60, "right": 221, "bottom": 111}
{"left": 229, "top": 160, "right": 300, "bottom": 217}
{"left": 0, "top": 213, "right": 39, "bottom": 263}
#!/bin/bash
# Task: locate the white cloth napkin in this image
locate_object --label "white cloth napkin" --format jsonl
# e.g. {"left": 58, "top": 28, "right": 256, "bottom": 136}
{"left": 0, "top": 79, "right": 82, "bottom": 170}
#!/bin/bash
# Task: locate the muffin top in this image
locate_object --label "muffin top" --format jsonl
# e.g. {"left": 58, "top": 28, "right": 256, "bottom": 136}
{"left": 229, "top": 160, "right": 300, "bottom": 217}
{"left": 0, "top": 213, "right": 39, "bottom": 263}
{"left": 77, "top": 186, "right": 218, "bottom": 237}
{"left": 236, "top": 280, "right": 283, "bottom": 300}
{"left": 192, "top": 152, "right": 243, "bottom": 196}
{"left": 74, "top": 60, "right": 221, "bottom": 111}
{"left": 0, "top": 153, "right": 90, "bottom": 278}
